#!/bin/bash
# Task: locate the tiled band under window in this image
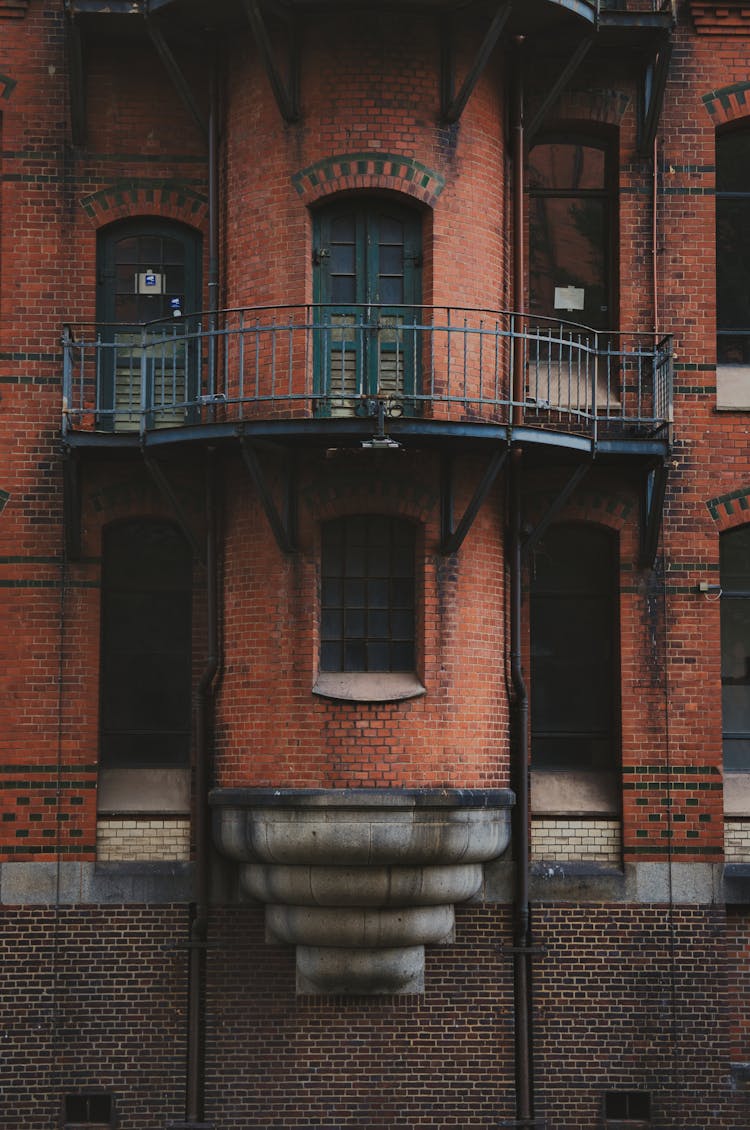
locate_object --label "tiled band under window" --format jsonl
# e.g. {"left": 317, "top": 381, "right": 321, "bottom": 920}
{"left": 321, "top": 515, "right": 415, "bottom": 673}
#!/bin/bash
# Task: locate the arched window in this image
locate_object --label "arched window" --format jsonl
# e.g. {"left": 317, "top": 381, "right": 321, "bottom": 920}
{"left": 320, "top": 515, "right": 416, "bottom": 674}
{"left": 96, "top": 218, "right": 202, "bottom": 430}
{"left": 313, "top": 199, "right": 422, "bottom": 415}
{"left": 716, "top": 128, "right": 750, "bottom": 407}
{"left": 530, "top": 524, "right": 620, "bottom": 771}
{"left": 528, "top": 135, "right": 616, "bottom": 331}
{"left": 100, "top": 520, "right": 193, "bottom": 769}
{"left": 721, "top": 525, "right": 750, "bottom": 769}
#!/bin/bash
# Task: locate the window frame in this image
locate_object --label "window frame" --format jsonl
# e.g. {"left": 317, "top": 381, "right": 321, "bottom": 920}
{"left": 527, "top": 130, "right": 619, "bottom": 333}
{"left": 529, "top": 522, "right": 621, "bottom": 817}
{"left": 313, "top": 513, "right": 425, "bottom": 703}
{"left": 716, "top": 126, "right": 750, "bottom": 407}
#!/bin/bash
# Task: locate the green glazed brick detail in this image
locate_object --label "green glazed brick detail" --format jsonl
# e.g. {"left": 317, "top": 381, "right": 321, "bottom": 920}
{"left": 293, "top": 152, "right": 446, "bottom": 205}
{"left": 80, "top": 179, "right": 208, "bottom": 223}
{"left": 703, "top": 82, "right": 750, "bottom": 124}
{"left": 707, "top": 486, "right": 750, "bottom": 523}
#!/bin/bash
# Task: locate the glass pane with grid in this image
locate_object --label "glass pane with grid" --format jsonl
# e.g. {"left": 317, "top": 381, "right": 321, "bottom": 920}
{"left": 321, "top": 516, "right": 415, "bottom": 673}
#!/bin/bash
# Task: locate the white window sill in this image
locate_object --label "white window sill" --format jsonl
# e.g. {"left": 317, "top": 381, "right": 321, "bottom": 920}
{"left": 312, "top": 672, "right": 426, "bottom": 703}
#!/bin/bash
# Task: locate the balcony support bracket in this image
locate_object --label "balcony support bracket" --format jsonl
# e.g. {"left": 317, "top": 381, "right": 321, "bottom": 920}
{"left": 242, "top": 0, "right": 300, "bottom": 123}
{"left": 239, "top": 438, "right": 297, "bottom": 555}
{"left": 440, "top": 446, "right": 508, "bottom": 555}
{"left": 521, "top": 463, "right": 589, "bottom": 560}
{"left": 144, "top": 14, "right": 209, "bottom": 140}
{"left": 142, "top": 451, "right": 207, "bottom": 567}
{"left": 64, "top": 9, "right": 87, "bottom": 147}
{"left": 440, "top": 2, "right": 511, "bottom": 124}
{"left": 62, "top": 447, "right": 82, "bottom": 562}
{"left": 526, "top": 35, "right": 593, "bottom": 144}
{"left": 638, "top": 34, "right": 672, "bottom": 156}
{"left": 640, "top": 461, "right": 668, "bottom": 568}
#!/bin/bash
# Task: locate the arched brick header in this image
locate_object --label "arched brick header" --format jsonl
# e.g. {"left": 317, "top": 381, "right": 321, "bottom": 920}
{"left": 707, "top": 487, "right": 750, "bottom": 531}
{"left": 79, "top": 180, "right": 208, "bottom": 228}
{"left": 301, "top": 468, "right": 436, "bottom": 526}
{"left": 525, "top": 488, "right": 634, "bottom": 532}
{"left": 0, "top": 73, "right": 17, "bottom": 99}
{"left": 702, "top": 81, "right": 750, "bottom": 126}
{"left": 292, "top": 152, "right": 446, "bottom": 207}
{"left": 541, "top": 88, "right": 630, "bottom": 128}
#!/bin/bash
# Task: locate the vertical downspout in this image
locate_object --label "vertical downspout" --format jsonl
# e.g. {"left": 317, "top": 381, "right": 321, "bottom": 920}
{"left": 510, "top": 36, "right": 534, "bottom": 1129}
{"left": 186, "top": 448, "right": 218, "bottom": 1125}
{"left": 208, "top": 54, "right": 220, "bottom": 391}
{"left": 185, "top": 57, "right": 220, "bottom": 1128}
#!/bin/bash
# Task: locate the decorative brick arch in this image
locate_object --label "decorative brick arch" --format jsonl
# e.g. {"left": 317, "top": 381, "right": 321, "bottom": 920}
{"left": 0, "top": 73, "right": 17, "bottom": 100}
{"left": 79, "top": 179, "right": 209, "bottom": 229}
{"left": 303, "top": 471, "right": 436, "bottom": 527}
{"left": 538, "top": 88, "right": 630, "bottom": 130}
{"left": 707, "top": 486, "right": 750, "bottom": 531}
{"left": 292, "top": 152, "right": 445, "bottom": 208}
{"left": 702, "top": 81, "right": 750, "bottom": 126}
{"left": 526, "top": 487, "right": 634, "bottom": 533}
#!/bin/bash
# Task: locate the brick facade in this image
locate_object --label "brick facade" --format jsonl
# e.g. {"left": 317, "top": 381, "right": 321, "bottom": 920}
{"left": 2, "top": 0, "right": 750, "bottom": 1126}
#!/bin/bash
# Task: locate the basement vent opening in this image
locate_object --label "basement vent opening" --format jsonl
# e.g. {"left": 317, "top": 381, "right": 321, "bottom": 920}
{"left": 604, "top": 1090, "right": 652, "bottom": 1125}
{"left": 62, "top": 1092, "right": 115, "bottom": 1129}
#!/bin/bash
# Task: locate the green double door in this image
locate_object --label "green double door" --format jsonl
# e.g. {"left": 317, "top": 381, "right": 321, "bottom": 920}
{"left": 314, "top": 201, "right": 422, "bottom": 415}
{"left": 96, "top": 220, "right": 201, "bottom": 430}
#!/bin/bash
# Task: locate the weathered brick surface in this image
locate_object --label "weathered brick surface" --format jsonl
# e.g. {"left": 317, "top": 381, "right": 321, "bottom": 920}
{"left": 1, "top": 0, "right": 750, "bottom": 1125}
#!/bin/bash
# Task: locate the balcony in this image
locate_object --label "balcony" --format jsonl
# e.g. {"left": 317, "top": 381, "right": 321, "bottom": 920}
{"left": 62, "top": 305, "right": 672, "bottom": 458}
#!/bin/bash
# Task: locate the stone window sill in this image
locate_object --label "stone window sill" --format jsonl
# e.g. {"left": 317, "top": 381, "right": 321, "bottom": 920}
{"left": 312, "top": 671, "right": 426, "bottom": 703}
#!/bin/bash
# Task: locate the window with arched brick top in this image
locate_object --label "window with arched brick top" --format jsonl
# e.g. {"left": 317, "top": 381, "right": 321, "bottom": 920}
{"left": 716, "top": 128, "right": 750, "bottom": 407}
{"left": 721, "top": 524, "right": 750, "bottom": 769}
{"left": 99, "top": 519, "right": 192, "bottom": 769}
{"left": 530, "top": 523, "right": 620, "bottom": 772}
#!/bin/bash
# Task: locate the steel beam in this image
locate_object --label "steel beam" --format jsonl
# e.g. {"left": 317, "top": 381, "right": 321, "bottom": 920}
{"left": 240, "top": 439, "right": 297, "bottom": 554}
{"left": 242, "top": 0, "right": 300, "bottom": 123}
{"left": 640, "top": 461, "right": 668, "bottom": 568}
{"left": 142, "top": 452, "right": 206, "bottom": 566}
{"left": 144, "top": 15, "right": 209, "bottom": 140}
{"left": 526, "top": 35, "right": 593, "bottom": 143}
{"left": 521, "top": 462, "right": 589, "bottom": 560}
{"left": 440, "top": 2, "right": 511, "bottom": 124}
{"left": 440, "top": 446, "right": 508, "bottom": 555}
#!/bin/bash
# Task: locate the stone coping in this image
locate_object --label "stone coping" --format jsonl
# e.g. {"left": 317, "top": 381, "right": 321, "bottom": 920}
{"left": 209, "top": 786, "right": 515, "bottom": 810}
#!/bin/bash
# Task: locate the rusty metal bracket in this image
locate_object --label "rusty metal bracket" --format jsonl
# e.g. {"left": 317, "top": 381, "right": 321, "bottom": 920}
{"left": 144, "top": 14, "right": 209, "bottom": 140}
{"left": 638, "top": 34, "right": 672, "bottom": 155}
{"left": 526, "top": 35, "right": 593, "bottom": 144}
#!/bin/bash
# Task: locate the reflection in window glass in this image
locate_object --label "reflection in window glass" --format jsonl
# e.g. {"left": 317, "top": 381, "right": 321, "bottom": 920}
{"left": 721, "top": 526, "right": 750, "bottom": 770}
{"left": 530, "top": 525, "right": 619, "bottom": 770}
{"left": 717, "top": 130, "right": 750, "bottom": 364}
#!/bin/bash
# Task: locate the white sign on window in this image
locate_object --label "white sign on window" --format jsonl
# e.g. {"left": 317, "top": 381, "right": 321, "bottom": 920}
{"left": 554, "top": 286, "right": 584, "bottom": 311}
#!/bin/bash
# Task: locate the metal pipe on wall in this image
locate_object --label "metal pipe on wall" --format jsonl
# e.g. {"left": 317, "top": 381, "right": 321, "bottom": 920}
{"left": 510, "top": 35, "right": 535, "bottom": 1129}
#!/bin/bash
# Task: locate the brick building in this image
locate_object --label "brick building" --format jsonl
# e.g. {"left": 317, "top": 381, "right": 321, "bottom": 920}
{"left": 2, "top": 0, "right": 750, "bottom": 1126}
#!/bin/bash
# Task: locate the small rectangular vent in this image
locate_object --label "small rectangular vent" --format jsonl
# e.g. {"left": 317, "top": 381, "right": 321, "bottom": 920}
{"left": 604, "top": 1089, "right": 651, "bottom": 1125}
{"left": 63, "top": 1092, "right": 114, "bottom": 1128}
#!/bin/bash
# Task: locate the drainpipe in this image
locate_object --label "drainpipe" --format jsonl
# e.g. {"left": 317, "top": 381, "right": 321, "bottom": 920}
{"left": 510, "top": 35, "right": 534, "bottom": 1129}
{"left": 183, "top": 60, "right": 221, "bottom": 1124}
{"left": 186, "top": 448, "right": 219, "bottom": 1126}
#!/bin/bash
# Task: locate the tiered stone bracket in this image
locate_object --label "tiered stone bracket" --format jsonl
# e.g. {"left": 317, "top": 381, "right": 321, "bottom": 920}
{"left": 210, "top": 788, "right": 514, "bottom": 995}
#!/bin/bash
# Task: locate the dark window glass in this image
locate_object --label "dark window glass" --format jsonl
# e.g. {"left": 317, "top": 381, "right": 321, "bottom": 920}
{"left": 100, "top": 521, "right": 192, "bottom": 768}
{"left": 721, "top": 526, "right": 750, "bottom": 770}
{"left": 63, "top": 1093, "right": 114, "bottom": 1125}
{"left": 530, "top": 525, "right": 619, "bottom": 770}
{"left": 528, "top": 137, "right": 614, "bottom": 331}
{"left": 717, "top": 130, "right": 750, "bottom": 363}
{"left": 321, "top": 516, "right": 415, "bottom": 673}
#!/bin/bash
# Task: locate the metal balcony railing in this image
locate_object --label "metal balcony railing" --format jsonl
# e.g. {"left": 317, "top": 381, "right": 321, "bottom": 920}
{"left": 61, "top": 305, "right": 673, "bottom": 445}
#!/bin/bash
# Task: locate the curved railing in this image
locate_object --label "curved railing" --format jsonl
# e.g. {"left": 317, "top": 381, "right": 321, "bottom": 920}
{"left": 61, "top": 304, "right": 672, "bottom": 443}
